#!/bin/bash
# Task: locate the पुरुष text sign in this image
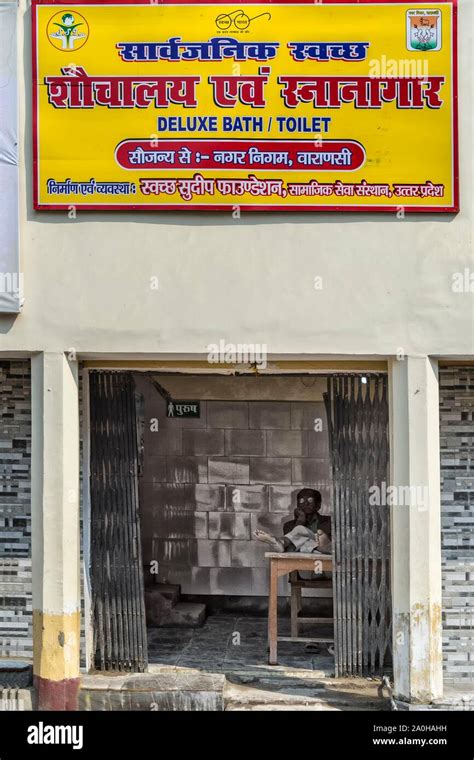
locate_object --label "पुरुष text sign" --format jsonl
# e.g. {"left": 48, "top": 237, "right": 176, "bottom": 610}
{"left": 166, "top": 401, "right": 201, "bottom": 418}
{"left": 33, "top": 0, "right": 458, "bottom": 212}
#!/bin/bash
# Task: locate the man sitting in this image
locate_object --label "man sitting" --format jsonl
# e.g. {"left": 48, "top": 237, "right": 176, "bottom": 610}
{"left": 253, "top": 487, "right": 332, "bottom": 555}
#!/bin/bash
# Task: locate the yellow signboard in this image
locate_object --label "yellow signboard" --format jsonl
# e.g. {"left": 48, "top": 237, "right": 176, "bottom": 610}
{"left": 33, "top": 1, "right": 458, "bottom": 211}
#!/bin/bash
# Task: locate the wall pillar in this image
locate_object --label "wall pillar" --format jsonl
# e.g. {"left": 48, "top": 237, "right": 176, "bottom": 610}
{"left": 31, "top": 353, "right": 80, "bottom": 711}
{"left": 389, "top": 356, "right": 443, "bottom": 703}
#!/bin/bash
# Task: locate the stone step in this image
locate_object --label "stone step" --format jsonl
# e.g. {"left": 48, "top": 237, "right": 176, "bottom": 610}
{"left": 226, "top": 703, "right": 342, "bottom": 711}
{"left": 80, "top": 670, "right": 224, "bottom": 711}
{"left": 80, "top": 688, "right": 223, "bottom": 711}
{"left": 161, "top": 602, "right": 206, "bottom": 628}
{"left": 224, "top": 680, "right": 388, "bottom": 711}
{"left": 224, "top": 681, "right": 337, "bottom": 709}
{"left": 154, "top": 583, "right": 181, "bottom": 605}
{"left": 79, "top": 669, "right": 386, "bottom": 712}
{"left": 145, "top": 588, "right": 175, "bottom": 627}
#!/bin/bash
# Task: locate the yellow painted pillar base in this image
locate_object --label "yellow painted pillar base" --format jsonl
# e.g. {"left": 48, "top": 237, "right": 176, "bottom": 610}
{"left": 33, "top": 610, "right": 81, "bottom": 711}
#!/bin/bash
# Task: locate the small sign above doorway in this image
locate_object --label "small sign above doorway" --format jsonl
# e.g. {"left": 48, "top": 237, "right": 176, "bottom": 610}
{"left": 166, "top": 400, "right": 201, "bottom": 419}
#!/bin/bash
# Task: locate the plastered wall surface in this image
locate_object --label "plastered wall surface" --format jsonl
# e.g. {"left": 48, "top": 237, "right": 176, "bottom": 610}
{"left": 0, "top": 0, "right": 472, "bottom": 360}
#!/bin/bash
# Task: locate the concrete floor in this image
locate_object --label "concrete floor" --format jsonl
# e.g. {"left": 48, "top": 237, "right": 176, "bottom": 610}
{"left": 80, "top": 612, "right": 391, "bottom": 710}
{"left": 147, "top": 612, "right": 334, "bottom": 674}
{"left": 143, "top": 612, "right": 390, "bottom": 710}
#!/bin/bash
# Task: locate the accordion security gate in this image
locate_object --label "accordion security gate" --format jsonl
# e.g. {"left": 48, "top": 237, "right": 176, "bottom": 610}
{"left": 324, "top": 374, "right": 391, "bottom": 677}
{"left": 89, "top": 371, "right": 148, "bottom": 672}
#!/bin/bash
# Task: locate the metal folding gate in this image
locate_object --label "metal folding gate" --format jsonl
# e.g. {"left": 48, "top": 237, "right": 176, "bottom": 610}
{"left": 89, "top": 371, "right": 148, "bottom": 672}
{"left": 324, "top": 374, "right": 391, "bottom": 677}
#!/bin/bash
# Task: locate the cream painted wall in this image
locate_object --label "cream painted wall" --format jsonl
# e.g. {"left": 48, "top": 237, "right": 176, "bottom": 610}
{"left": 1, "top": 0, "right": 472, "bottom": 359}
{"left": 135, "top": 374, "right": 328, "bottom": 401}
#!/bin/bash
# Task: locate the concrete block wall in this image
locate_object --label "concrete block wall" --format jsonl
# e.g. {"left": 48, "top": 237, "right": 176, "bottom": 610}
{"left": 439, "top": 367, "right": 474, "bottom": 683}
{"left": 136, "top": 375, "right": 331, "bottom": 596}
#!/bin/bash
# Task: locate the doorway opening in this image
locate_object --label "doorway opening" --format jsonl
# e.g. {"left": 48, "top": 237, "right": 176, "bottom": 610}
{"left": 85, "top": 369, "right": 391, "bottom": 681}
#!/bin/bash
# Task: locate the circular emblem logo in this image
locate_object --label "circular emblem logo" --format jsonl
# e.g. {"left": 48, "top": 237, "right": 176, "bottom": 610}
{"left": 215, "top": 13, "right": 232, "bottom": 31}
{"left": 233, "top": 13, "right": 250, "bottom": 30}
{"left": 47, "top": 10, "right": 89, "bottom": 52}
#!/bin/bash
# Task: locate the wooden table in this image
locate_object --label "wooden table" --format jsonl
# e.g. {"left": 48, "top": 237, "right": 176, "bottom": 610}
{"left": 265, "top": 552, "right": 334, "bottom": 665}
